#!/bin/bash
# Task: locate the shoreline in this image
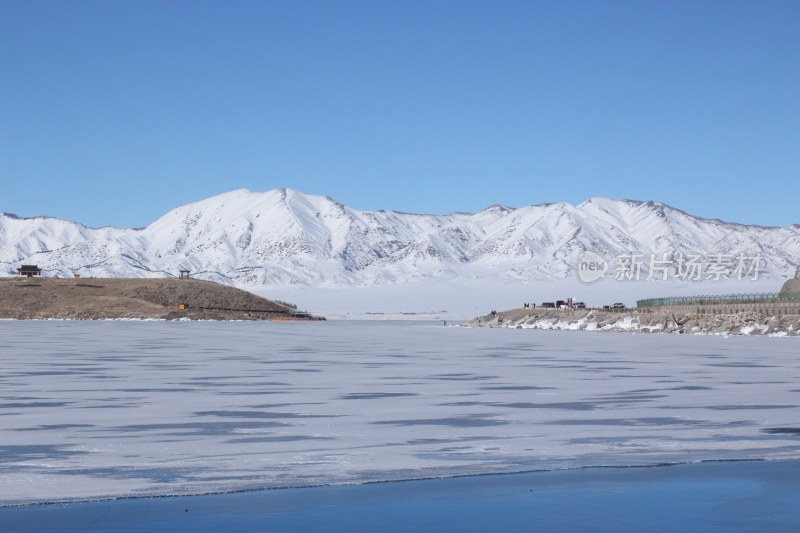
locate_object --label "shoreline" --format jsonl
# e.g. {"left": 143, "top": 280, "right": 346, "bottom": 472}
{"left": 469, "top": 306, "right": 800, "bottom": 335}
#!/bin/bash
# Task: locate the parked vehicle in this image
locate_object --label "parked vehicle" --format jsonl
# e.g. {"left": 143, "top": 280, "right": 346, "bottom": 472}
{"left": 612, "top": 302, "right": 625, "bottom": 310}
{"left": 574, "top": 301, "right": 586, "bottom": 309}
{"left": 556, "top": 300, "right": 566, "bottom": 308}
{"left": 540, "top": 302, "right": 555, "bottom": 308}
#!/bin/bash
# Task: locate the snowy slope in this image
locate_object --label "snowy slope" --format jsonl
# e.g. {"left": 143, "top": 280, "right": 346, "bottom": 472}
{"left": 1, "top": 188, "right": 799, "bottom": 288}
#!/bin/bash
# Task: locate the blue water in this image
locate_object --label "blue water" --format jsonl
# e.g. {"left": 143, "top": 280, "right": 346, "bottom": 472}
{"left": 3, "top": 460, "right": 800, "bottom": 532}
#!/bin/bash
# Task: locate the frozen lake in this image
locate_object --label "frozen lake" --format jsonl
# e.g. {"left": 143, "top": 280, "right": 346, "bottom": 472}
{"left": 1, "top": 321, "right": 799, "bottom": 505}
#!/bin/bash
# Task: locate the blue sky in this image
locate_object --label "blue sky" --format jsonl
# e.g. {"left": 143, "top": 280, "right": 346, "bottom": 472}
{"left": 1, "top": 1, "right": 798, "bottom": 228}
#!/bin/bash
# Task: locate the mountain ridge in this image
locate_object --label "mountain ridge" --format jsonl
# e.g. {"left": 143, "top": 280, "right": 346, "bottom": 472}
{"left": 2, "top": 189, "right": 798, "bottom": 288}
{"left": 3, "top": 191, "right": 791, "bottom": 231}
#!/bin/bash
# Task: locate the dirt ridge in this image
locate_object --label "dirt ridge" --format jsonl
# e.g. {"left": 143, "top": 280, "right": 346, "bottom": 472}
{"left": 0, "top": 277, "right": 323, "bottom": 321}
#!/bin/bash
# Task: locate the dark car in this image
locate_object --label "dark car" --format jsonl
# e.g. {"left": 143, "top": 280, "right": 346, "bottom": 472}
{"left": 540, "top": 302, "right": 555, "bottom": 308}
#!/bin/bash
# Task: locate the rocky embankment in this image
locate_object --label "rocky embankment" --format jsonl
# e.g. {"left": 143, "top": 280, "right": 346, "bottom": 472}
{"left": 469, "top": 308, "right": 800, "bottom": 336}
{"left": 0, "top": 277, "right": 323, "bottom": 321}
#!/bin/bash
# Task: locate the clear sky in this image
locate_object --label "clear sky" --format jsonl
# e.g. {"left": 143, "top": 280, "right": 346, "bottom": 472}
{"left": 1, "top": 1, "right": 798, "bottom": 229}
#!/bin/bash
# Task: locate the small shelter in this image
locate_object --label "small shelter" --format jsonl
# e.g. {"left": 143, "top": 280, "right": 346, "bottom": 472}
{"left": 17, "top": 265, "right": 42, "bottom": 277}
{"left": 179, "top": 268, "right": 191, "bottom": 279}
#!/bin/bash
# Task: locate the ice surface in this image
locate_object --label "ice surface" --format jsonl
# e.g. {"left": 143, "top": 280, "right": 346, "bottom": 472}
{"left": 1, "top": 321, "right": 799, "bottom": 505}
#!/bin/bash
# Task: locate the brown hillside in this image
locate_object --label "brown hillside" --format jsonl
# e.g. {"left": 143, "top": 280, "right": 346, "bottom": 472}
{"left": 0, "top": 277, "right": 322, "bottom": 321}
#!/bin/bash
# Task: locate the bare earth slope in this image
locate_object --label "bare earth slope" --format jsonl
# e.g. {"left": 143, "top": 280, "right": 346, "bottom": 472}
{"left": 0, "top": 277, "right": 321, "bottom": 320}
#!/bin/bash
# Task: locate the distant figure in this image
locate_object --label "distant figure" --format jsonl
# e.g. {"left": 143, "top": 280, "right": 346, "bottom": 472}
{"left": 490, "top": 310, "right": 497, "bottom": 317}
{"left": 443, "top": 320, "right": 447, "bottom": 327}
{"left": 523, "top": 303, "right": 530, "bottom": 309}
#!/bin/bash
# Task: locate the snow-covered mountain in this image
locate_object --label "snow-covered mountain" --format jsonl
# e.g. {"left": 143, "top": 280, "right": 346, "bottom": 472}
{"left": 2, "top": 188, "right": 799, "bottom": 288}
